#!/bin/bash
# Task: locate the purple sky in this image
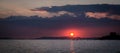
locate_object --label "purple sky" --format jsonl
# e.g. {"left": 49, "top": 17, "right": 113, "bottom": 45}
{"left": 0, "top": 0, "right": 120, "bottom": 39}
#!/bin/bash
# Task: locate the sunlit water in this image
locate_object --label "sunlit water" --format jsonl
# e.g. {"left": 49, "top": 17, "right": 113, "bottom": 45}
{"left": 0, "top": 40, "right": 120, "bottom": 53}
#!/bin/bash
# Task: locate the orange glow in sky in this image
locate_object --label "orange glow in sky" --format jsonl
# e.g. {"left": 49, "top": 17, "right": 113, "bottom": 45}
{"left": 61, "top": 28, "right": 81, "bottom": 37}
{"left": 59, "top": 27, "right": 86, "bottom": 38}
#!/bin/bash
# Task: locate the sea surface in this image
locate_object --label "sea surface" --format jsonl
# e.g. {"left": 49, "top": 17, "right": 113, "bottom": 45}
{"left": 0, "top": 40, "right": 120, "bottom": 53}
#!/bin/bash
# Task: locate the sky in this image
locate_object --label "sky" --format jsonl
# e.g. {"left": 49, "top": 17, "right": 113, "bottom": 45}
{"left": 0, "top": 0, "right": 120, "bottom": 38}
{"left": 0, "top": 0, "right": 120, "bottom": 9}
{"left": 0, "top": 0, "right": 120, "bottom": 18}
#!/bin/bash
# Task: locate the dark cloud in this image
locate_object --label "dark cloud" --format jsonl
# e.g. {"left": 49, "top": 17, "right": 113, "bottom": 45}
{"left": 32, "top": 4, "right": 120, "bottom": 20}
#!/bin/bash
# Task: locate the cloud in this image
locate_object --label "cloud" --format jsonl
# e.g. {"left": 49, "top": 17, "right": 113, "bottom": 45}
{"left": 85, "top": 12, "right": 120, "bottom": 20}
{"left": 109, "top": 15, "right": 120, "bottom": 20}
{"left": 33, "top": 10, "right": 76, "bottom": 18}
{"left": 0, "top": 3, "right": 76, "bottom": 18}
{"left": 0, "top": 4, "right": 119, "bottom": 20}
{"left": 85, "top": 12, "right": 108, "bottom": 19}
{"left": 0, "top": 8, "right": 76, "bottom": 18}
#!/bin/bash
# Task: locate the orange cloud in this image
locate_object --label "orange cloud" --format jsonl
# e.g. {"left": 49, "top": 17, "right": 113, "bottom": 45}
{"left": 85, "top": 12, "right": 108, "bottom": 19}
{"left": 109, "top": 15, "right": 120, "bottom": 20}
{"left": 85, "top": 12, "right": 120, "bottom": 20}
{"left": 32, "top": 10, "right": 76, "bottom": 18}
{"left": 0, "top": 4, "right": 76, "bottom": 18}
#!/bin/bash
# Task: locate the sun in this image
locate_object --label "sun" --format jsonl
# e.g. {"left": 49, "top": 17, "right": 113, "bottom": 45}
{"left": 70, "top": 32, "right": 74, "bottom": 37}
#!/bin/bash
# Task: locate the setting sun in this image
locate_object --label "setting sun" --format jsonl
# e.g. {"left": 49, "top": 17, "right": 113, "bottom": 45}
{"left": 70, "top": 32, "right": 74, "bottom": 37}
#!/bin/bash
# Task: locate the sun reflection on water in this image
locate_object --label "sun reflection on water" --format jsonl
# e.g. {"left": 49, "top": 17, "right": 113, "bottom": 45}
{"left": 70, "top": 40, "right": 75, "bottom": 53}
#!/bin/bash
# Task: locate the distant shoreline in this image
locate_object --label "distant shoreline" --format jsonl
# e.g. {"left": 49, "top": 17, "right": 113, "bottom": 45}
{"left": 0, "top": 32, "right": 120, "bottom": 40}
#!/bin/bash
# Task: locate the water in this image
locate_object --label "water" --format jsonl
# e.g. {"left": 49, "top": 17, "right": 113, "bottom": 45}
{"left": 0, "top": 40, "right": 120, "bottom": 53}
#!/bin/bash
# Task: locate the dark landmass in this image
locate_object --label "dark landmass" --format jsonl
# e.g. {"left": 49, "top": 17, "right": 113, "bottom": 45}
{"left": 0, "top": 32, "right": 120, "bottom": 40}
{"left": 0, "top": 37, "right": 13, "bottom": 39}
{"left": 35, "top": 32, "right": 120, "bottom": 40}
{"left": 99, "top": 32, "right": 120, "bottom": 40}
{"left": 30, "top": 32, "right": 119, "bottom": 40}
{"left": 36, "top": 37, "right": 69, "bottom": 39}
{"left": 35, "top": 37, "right": 99, "bottom": 40}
